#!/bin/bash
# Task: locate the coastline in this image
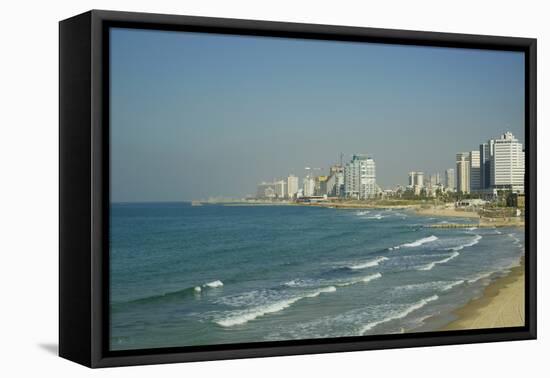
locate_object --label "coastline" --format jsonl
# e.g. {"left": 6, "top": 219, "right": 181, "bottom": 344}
{"left": 441, "top": 259, "right": 525, "bottom": 331}
{"left": 414, "top": 207, "right": 479, "bottom": 218}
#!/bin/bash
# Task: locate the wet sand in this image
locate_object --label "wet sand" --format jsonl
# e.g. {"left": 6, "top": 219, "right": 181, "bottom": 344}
{"left": 442, "top": 261, "right": 525, "bottom": 330}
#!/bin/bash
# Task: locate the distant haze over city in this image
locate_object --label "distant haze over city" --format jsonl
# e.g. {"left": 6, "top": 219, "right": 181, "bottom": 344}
{"left": 110, "top": 28, "right": 525, "bottom": 202}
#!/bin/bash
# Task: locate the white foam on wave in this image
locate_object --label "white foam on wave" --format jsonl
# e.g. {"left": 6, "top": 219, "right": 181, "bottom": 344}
{"left": 364, "top": 213, "right": 383, "bottom": 220}
{"left": 337, "top": 272, "right": 382, "bottom": 287}
{"left": 417, "top": 251, "right": 460, "bottom": 271}
{"left": 204, "top": 280, "right": 224, "bottom": 288}
{"left": 446, "top": 234, "right": 482, "bottom": 251}
{"left": 442, "top": 280, "right": 464, "bottom": 291}
{"left": 356, "top": 210, "right": 370, "bottom": 216}
{"left": 392, "top": 235, "right": 438, "bottom": 250}
{"left": 215, "top": 286, "right": 337, "bottom": 327}
{"left": 467, "top": 271, "right": 497, "bottom": 284}
{"left": 394, "top": 280, "right": 463, "bottom": 293}
{"left": 360, "top": 295, "right": 439, "bottom": 334}
{"left": 348, "top": 257, "right": 388, "bottom": 270}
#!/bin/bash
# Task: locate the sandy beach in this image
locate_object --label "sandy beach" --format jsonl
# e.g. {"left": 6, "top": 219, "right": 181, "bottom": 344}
{"left": 415, "top": 207, "right": 480, "bottom": 218}
{"left": 442, "top": 260, "right": 525, "bottom": 330}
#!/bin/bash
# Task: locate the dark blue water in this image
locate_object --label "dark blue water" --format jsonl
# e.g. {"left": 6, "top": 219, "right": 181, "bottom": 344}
{"left": 110, "top": 203, "right": 524, "bottom": 350}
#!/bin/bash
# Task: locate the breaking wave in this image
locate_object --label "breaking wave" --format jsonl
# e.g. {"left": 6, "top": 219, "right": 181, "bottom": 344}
{"left": 348, "top": 257, "right": 388, "bottom": 270}
{"left": 389, "top": 235, "right": 438, "bottom": 250}
{"left": 215, "top": 286, "right": 337, "bottom": 327}
{"left": 417, "top": 251, "right": 460, "bottom": 271}
{"left": 360, "top": 295, "right": 439, "bottom": 334}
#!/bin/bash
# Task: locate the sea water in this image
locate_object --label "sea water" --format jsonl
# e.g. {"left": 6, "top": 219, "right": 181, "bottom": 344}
{"left": 110, "top": 203, "right": 524, "bottom": 350}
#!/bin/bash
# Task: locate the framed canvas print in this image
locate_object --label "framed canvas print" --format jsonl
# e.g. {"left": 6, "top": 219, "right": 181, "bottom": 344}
{"left": 59, "top": 10, "right": 536, "bottom": 368}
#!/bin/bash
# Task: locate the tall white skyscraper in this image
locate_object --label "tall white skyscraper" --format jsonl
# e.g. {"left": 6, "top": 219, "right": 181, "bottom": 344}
{"left": 469, "top": 150, "right": 481, "bottom": 192}
{"left": 408, "top": 171, "right": 425, "bottom": 195}
{"left": 456, "top": 152, "right": 470, "bottom": 194}
{"left": 445, "top": 168, "right": 455, "bottom": 191}
{"left": 490, "top": 132, "right": 525, "bottom": 193}
{"left": 287, "top": 175, "right": 299, "bottom": 198}
{"left": 344, "top": 154, "right": 377, "bottom": 199}
{"left": 408, "top": 171, "right": 424, "bottom": 188}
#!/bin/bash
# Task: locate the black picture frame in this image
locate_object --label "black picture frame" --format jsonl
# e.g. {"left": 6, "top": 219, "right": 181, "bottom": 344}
{"left": 59, "top": 9, "right": 537, "bottom": 368}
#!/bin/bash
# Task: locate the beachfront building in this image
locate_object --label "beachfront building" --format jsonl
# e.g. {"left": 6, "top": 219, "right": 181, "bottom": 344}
{"left": 408, "top": 171, "right": 424, "bottom": 195}
{"left": 287, "top": 175, "right": 299, "bottom": 199}
{"left": 344, "top": 154, "right": 377, "bottom": 199}
{"left": 326, "top": 165, "right": 344, "bottom": 197}
{"left": 303, "top": 176, "right": 316, "bottom": 197}
{"left": 456, "top": 152, "right": 470, "bottom": 194}
{"left": 469, "top": 150, "right": 481, "bottom": 192}
{"left": 480, "top": 140, "right": 494, "bottom": 190}
{"left": 490, "top": 132, "right": 525, "bottom": 193}
{"left": 445, "top": 168, "right": 455, "bottom": 191}
{"left": 314, "top": 175, "right": 329, "bottom": 196}
{"left": 256, "top": 180, "right": 286, "bottom": 199}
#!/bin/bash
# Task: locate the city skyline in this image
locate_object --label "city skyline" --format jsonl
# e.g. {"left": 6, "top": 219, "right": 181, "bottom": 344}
{"left": 253, "top": 130, "right": 525, "bottom": 201}
{"left": 110, "top": 28, "right": 525, "bottom": 202}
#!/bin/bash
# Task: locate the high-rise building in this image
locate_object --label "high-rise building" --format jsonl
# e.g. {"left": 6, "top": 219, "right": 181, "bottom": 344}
{"left": 303, "top": 176, "right": 316, "bottom": 197}
{"left": 456, "top": 152, "right": 470, "bottom": 194}
{"left": 469, "top": 150, "right": 481, "bottom": 192}
{"left": 314, "top": 176, "right": 329, "bottom": 196}
{"left": 434, "top": 172, "right": 441, "bottom": 186}
{"left": 445, "top": 168, "right": 455, "bottom": 191}
{"left": 287, "top": 175, "right": 299, "bottom": 199}
{"left": 326, "top": 165, "right": 344, "bottom": 197}
{"left": 490, "top": 132, "right": 525, "bottom": 193}
{"left": 428, "top": 173, "right": 439, "bottom": 188}
{"left": 408, "top": 171, "right": 425, "bottom": 195}
{"left": 480, "top": 141, "right": 494, "bottom": 190}
{"left": 257, "top": 180, "right": 286, "bottom": 199}
{"left": 408, "top": 171, "right": 424, "bottom": 188}
{"left": 344, "top": 154, "right": 377, "bottom": 199}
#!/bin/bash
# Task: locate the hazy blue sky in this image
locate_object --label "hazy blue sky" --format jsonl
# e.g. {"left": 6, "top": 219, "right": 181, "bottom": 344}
{"left": 110, "top": 27, "right": 525, "bottom": 202}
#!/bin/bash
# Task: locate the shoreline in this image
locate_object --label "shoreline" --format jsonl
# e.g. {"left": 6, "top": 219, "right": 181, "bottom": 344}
{"left": 217, "top": 200, "right": 524, "bottom": 227}
{"left": 440, "top": 259, "right": 525, "bottom": 331}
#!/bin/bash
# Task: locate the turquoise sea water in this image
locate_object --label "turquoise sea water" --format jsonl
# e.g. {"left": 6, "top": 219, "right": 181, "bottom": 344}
{"left": 110, "top": 203, "right": 524, "bottom": 351}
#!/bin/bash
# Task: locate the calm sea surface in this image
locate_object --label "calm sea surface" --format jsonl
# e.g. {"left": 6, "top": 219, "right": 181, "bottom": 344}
{"left": 110, "top": 203, "right": 524, "bottom": 350}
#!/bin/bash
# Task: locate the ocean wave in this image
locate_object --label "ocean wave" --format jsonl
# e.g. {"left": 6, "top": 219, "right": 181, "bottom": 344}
{"left": 467, "top": 271, "right": 498, "bottom": 284}
{"left": 215, "top": 286, "right": 337, "bottom": 327}
{"left": 205, "top": 280, "right": 224, "bottom": 288}
{"left": 363, "top": 213, "right": 384, "bottom": 220}
{"left": 117, "top": 279, "right": 224, "bottom": 306}
{"left": 336, "top": 272, "right": 382, "bottom": 287}
{"left": 417, "top": 251, "right": 460, "bottom": 271}
{"left": 360, "top": 295, "right": 439, "bottom": 334}
{"left": 446, "top": 234, "right": 482, "bottom": 251}
{"left": 283, "top": 279, "right": 316, "bottom": 288}
{"left": 348, "top": 257, "right": 388, "bottom": 270}
{"left": 393, "top": 280, "right": 463, "bottom": 293}
{"left": 442, "top": 280, "right": 464, "bottom": 291}
{"left": 356, "top": 210, "right": 370, "bottom": 216}
{"left": 389, "top": 235, "right": 438, "bottom": 250}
